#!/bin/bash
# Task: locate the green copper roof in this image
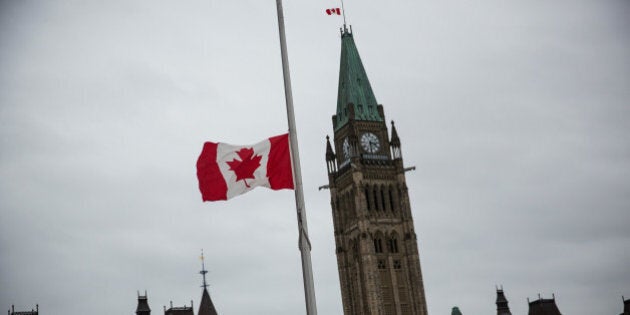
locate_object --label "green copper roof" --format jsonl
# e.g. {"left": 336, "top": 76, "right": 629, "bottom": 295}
{"left": 335, "top": 28, "right": 382, "bottom": 130}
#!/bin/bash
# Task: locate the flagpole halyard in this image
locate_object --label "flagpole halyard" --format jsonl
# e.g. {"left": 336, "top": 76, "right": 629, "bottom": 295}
{"left": 274, "top": 1, "right": 318, "bottom": 314}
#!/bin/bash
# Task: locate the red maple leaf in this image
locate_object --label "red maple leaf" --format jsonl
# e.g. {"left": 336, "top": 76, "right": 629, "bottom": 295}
{"left": 226, "top": 147, "right": 262, "bottom": 188}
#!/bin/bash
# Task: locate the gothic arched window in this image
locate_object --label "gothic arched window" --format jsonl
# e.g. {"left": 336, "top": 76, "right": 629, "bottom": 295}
{"left": 364, "top": 187, "right": 371, "bottom": 211}
{"left": 389, "top": 186, "right": 396, "bottom": 213}
{"left": 388, "top": 237, "right": 399, "bottom": 254}
{"left": 380, "top": 187, "right": 387, "bottom": 212}
{"left": 373, "top": 186, "right": 381, "bottom": 211}
{"left": 373, "top": 236, "right": 383, "bottom": 254}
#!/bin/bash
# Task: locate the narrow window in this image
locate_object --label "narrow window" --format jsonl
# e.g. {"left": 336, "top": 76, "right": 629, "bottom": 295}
{"left": 374, "top": 238, "right": 383, "bottom": 253}
{"left": 374, "top": 187, "right": 380, "bottom": 211}
{"left": 389, "top": 189, "right": 395, "bottom": 213}
{"left": 381, "top": 189, "right": 387, "bottom": 212}
{"left": 387, "top": 238, "right": 399, "bottom": 253}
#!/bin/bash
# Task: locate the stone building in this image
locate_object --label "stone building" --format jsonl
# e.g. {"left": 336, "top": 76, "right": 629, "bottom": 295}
{"left": 163, "top": 303, "right": 193, "bottom": 315}
{"left": 527, "top": 295, "right": 562, "bottom": 315}
{"left": 324, "top": 25, "right": 428, "bottom": 315}
{"left": 8, "top": 305, "right": 38, "bottom": 315}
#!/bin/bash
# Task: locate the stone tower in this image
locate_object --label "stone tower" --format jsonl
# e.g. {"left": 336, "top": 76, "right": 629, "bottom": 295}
{"left": 325, "top": 26, "right": 429, "bottom": 315}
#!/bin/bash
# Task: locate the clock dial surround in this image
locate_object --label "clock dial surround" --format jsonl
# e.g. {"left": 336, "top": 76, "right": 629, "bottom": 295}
{"left": 360, "top": 132, "right": 381, "bottom": 153}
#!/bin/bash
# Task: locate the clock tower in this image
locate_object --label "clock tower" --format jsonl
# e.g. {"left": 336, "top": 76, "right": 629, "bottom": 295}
{"left": 325, "top": 26, "right": 429, "bottom": 315}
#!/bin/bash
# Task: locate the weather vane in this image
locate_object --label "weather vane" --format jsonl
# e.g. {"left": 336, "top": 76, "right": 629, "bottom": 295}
{"left": 200, "top": 249, "right": 208, "bottom": 289}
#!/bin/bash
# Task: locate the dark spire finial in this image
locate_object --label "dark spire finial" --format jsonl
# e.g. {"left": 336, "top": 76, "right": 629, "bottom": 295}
{"left": 200, "top": 249, "right": 209, "bottom": 289}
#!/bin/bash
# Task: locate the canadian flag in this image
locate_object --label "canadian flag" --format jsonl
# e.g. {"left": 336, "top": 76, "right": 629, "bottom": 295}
{"left": 196, "top": 133, "right": 294, "bottom": 201}
{"left": 326, "top": 8, "right": 341, "bottom": 15}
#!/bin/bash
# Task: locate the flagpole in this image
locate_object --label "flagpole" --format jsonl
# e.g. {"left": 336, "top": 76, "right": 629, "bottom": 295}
{"left": 274, "top": 1, "right": 318, "bottom": 315}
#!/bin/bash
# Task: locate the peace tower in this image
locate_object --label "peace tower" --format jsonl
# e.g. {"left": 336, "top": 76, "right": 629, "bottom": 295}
{"left": 324, "top": 26, "right": 429, "bottom": 315}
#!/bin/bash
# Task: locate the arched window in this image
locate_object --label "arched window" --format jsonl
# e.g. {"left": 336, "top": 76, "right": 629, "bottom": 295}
{"left": 373, "top": 236, "right": 383, "bottom": 254}
{"left": 347, "top": 192, "right": 356, "bottom": 220}
{"left": 388, "top": 238, "right": 399, "bottom": 253}
{"left": 389, "top": 187, "right": 396, "bottom": 213}
{"left": 373, "top": 186, "right": 381, "bottom": 211}
{"left": 380, "top": 187, "right": 387, "bottom": 212}
{"left": 364, "top": 187, "right": 371, "bottom": 211}
{"left": 388, "top": 233, "right": 400, "bottom": 253}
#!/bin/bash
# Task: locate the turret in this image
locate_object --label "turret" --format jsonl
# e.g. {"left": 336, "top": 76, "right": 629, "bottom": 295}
{"left": 496, "top": 286, "right": 512, "bottom": 315}
{"left": 390, "top": 121, "right": 402, "bottom": 160}
{"left": 136, "top": 291, "right": 151, "bottom": 315}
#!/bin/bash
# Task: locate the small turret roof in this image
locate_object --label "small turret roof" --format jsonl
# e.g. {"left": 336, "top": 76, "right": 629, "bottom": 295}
{"left": 335, "top": 26, "right": 382, "bottom": 130}
{"left": 136, "top": 293, "right": 151, "bottom": 314}
{"left": 198, "top": 288, "right": 219, "bottom": 315}
{"left": 496, "top": 288, "right": 512, "bottom": 315}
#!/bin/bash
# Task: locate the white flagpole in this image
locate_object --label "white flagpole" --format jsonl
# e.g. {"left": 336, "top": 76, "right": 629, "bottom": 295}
{"left": 274, "top": 1, "right": 318, "bottom": 315}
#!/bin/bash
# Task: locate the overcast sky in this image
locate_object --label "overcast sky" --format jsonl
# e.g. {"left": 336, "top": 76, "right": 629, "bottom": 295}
{"left": 1, "top": 1, "right": 629, "bottom": 314}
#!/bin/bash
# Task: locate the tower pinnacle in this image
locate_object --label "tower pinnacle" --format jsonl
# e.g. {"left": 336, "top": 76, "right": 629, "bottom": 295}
{"left": 197, "top": 250, "right": 219, "bottom": 315}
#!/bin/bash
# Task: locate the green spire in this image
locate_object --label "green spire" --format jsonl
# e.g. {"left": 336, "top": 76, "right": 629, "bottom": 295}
{"left": 335, "top": 27, "right": 382, "bottom": 130}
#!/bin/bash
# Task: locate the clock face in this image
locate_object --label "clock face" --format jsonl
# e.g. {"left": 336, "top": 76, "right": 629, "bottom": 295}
{"left": 342, "top": 138, "right": 351, "bottom": 158}
{"left": 360, "top": 132, "right": 380, "bottom": 153}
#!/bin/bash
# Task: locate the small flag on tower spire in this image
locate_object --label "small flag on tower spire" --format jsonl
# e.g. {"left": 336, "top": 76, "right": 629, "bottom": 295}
{"left": 325, "top": 8, "right": 341, "bottom": 15}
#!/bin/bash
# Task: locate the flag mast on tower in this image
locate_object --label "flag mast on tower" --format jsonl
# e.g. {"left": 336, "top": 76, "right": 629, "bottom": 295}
{"left": 340, "top": 0, "right": 348, "bottom": 26}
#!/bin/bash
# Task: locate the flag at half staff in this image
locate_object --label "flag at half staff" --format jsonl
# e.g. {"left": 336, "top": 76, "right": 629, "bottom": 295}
{"left": 196, "top": 133, "right": 294, "bottom": 201}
